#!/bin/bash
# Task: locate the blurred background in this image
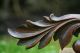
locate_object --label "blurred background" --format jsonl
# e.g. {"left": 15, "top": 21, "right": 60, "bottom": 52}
{"left": 0, "top": 0, "right": 80, "bottom": 53}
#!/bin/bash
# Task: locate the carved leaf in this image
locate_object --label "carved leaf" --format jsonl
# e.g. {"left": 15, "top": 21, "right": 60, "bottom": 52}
{"left": 73, "top": 40, "right": 80, "bottom": 53}
{"left": 53, "top": 19, "right": 80, "bottom": 41}
{"left": 17, "top": 30, "right": 51, "bottom": 49}
{"left": 39, "top": 28, "right": 54, "bottom": 49}
{"left": 8, "top": 26, "right": 53, "bottom": 38}
{"left": 50, "top": 14, "right": 80, "bottom": 21}
{"left": 26, "top": 20, "right": 53, "bottom": 27}
{"left": 58, "top": 23, "right": 80, "bottom": 49}
{"left": 8, "top": 13, "right": 80, "bottom": 50}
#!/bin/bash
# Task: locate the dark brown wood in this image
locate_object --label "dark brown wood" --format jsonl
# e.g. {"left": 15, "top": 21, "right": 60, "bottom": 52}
{"left": 73, "top": 40, "right": 80, "bottom": 53}
{"left": 8, "top": 13, "right": 80, "bottom": 52}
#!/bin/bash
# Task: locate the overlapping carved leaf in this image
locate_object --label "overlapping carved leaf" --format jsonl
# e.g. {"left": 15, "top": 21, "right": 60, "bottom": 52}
{"left": 8, "top": 14, "right": 80, "bottom": 49}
